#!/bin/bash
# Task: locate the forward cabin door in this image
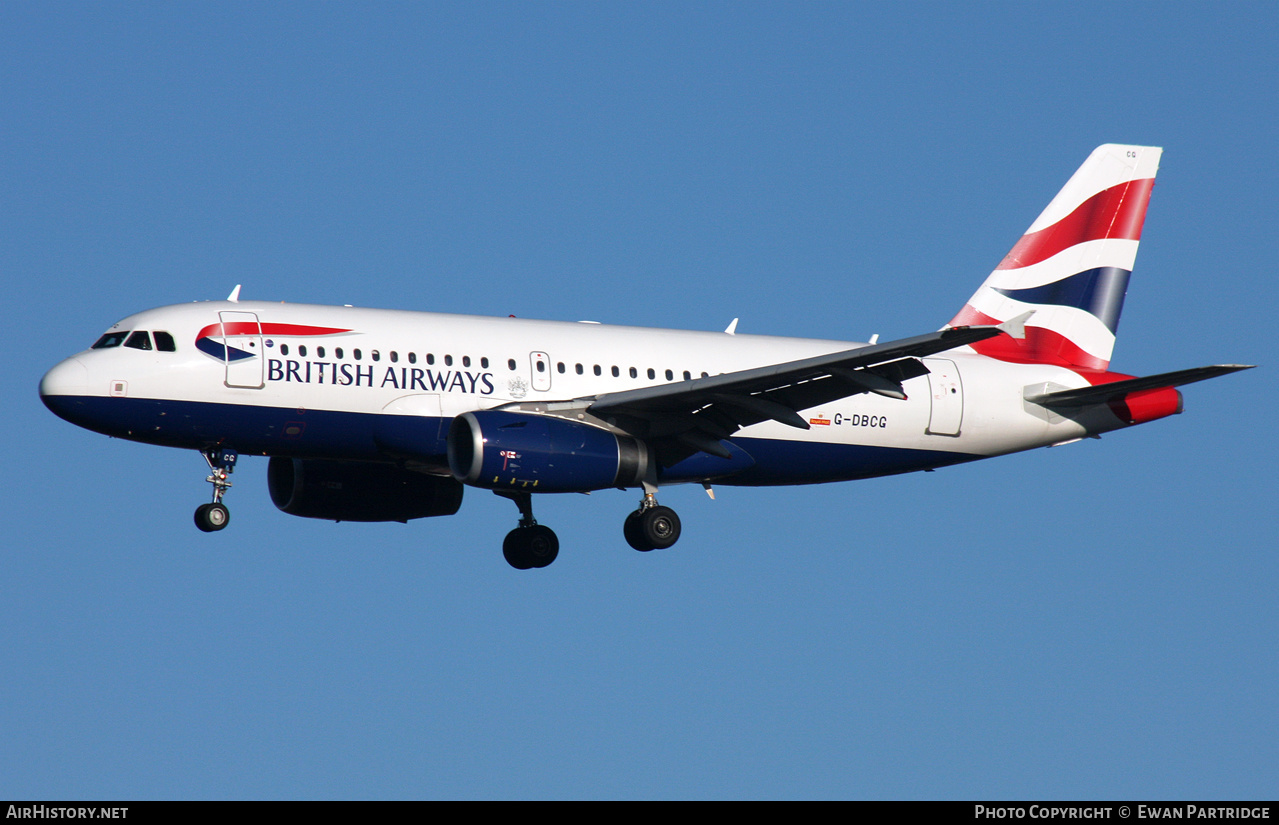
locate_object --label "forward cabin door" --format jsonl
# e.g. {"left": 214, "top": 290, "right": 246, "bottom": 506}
{"left": 219, "top": 311, "right": 264, "bottom": 389}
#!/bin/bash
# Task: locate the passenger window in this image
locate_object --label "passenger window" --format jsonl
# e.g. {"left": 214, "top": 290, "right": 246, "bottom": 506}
{"left": 371, "top": 350, "right": 380, "bottom": 362}
{"left": 508, "top": 359, "right": 517, "bottom": 371}
{"left": 154, "top": 331, "right": 177, "bottom": 352}
{"left": 665, "top": 369, "right": 673, "bottom": 381}
{"left": 354, "top": 349, "right": 362, "bottom": 360}
{"left": 593, "top": 365, "right": 602, "bottom": 376}
{"left": 408, "top": 352, "right": 416, "bottom": 364}
{"left": 557, "top": 362, "right": 565, "bottom": 374}
{"left": 576, "top": 363, "right": 584, "bottom": 375}
{"left": 481, "top": 357, "right": 490, "bottom": 369}
{"left": 390, "top": 351, "right": 398, "bottom": 363}
{"left": 683, "top": 371, "right": 691, "bottom": 381}
{"left": 92, "top": 331, "right": 129, "bottom": 349}
{"left": 611, "top": 366, "right": 619, "bottom": 377}
{"left": 427, "top": 353, "right": 435, "bottom": 365}
{"left": 317, "top": 346, "right": 326, "bottom": 358}
{"left": 299, "top": 345, "right": 308, "bottom": 357}
{"left": 445, "top": 355, "right": 453, "bottom": 366}
{"left": 124, "top": 331, "right": 152, "bottom": 351}
{"left": 336, "top": 347, "right": 344, "bottom": 359}
{"left": 629, "top": 367, "right": 637, "bottom": 378}
{"left": 462, "top": 355, "right": 471, "bottom": 367}
{"left": 647, "top": 368, "right": 655, "bottom": 380}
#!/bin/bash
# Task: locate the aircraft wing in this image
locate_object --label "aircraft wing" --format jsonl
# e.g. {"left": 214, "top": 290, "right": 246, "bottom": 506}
{"left": 580, "top": 325, "right": 1007, "bottom": 461}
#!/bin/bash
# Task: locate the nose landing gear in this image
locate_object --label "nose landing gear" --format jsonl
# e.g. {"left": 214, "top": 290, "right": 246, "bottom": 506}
{"left": 195, "top": 449, "right": 237, "bottom": 532}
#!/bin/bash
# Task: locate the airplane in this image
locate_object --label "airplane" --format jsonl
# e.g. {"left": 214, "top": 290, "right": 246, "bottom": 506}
{"left": 40, "top": 144, "right": 1252, "bottom": 569}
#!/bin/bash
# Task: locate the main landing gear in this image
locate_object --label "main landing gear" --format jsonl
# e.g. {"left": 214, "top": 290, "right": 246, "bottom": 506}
{"left": 495, "top": 488, "right": 684, "bottom": 569}
{"left": 496, "top": 491, "right": 559, "bottom": 570}
{"left": 623, "top": 492, "right": 682, "bottom": 552}
{"left": 195, "top": 449, "right": 237, "bottom": 532}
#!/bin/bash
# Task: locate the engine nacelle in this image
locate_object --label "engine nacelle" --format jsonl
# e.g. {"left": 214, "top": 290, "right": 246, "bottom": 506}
{"left": 267, "top": 457, "right": 463, "bottom": 522}
{"left": 448, "top": 410, "right": 647, "bottom": 493}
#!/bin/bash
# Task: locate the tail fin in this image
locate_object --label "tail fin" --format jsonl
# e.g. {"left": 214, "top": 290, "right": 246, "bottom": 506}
{"left": 949, "top": 144, "right": 1162, "bottom": 371}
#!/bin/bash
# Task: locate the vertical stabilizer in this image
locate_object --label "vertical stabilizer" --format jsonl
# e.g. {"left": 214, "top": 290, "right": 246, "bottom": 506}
{"left": 949, "top": 144, "right": 1162, "bottom": 370}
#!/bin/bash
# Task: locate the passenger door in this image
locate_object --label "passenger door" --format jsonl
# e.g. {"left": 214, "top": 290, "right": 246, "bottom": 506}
{"left": 219, "top": 311, "right": 264, "bottom": 389}
{"left": 923, "top": 357, "right": 963, "bottom": 436}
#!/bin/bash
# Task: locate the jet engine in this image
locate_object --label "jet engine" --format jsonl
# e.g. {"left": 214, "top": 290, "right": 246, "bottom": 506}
{"left": 267, "top": 457, "right": 463, "bottom": 522}
{"left": 448, "top": 410, "right": 647, "bottom": 493}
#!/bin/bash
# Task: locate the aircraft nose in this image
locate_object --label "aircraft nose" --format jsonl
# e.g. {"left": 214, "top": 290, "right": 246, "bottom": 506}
{"left": 39, "top": 357, "right": 90, "bottom": 415}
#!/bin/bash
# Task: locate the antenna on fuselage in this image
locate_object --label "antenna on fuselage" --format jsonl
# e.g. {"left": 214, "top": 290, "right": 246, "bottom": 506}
{"left": 227, "top": 285, "right": 242, "bottom": 302}
{"left": 724, "top": 318, "right": 739, "bottom": 335}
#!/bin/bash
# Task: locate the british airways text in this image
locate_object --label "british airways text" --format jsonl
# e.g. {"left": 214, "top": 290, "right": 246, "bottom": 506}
{"left": 267, "top": 359, "right": 495, "bottom": 394}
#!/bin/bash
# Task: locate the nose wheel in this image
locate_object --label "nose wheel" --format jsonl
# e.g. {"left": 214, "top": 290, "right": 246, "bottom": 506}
{"left": 195, "top": 449, "right": 237, "bottom": 532}
{"left": 195, "top": 502, "right": 231, "bottom": 532}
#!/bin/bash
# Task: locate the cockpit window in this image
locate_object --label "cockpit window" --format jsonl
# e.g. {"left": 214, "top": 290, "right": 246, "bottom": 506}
{"left": 124, "top": 331, "right": 152, "bottom": 350}
{"left": 153, "top": 331, "right": 176, "bottom": 352}
{"left": 92, "top": 331, "right": 129, "bottom": 349}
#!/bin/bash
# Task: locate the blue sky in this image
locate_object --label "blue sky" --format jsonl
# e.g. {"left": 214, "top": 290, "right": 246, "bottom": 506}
{"left": 3, "top": 2, "right": 1275, "bottom": 799}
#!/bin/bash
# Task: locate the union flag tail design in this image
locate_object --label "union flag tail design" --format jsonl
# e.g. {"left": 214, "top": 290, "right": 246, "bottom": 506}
{"left": 949, "top": 144, "right": 1162, "bottom": 371}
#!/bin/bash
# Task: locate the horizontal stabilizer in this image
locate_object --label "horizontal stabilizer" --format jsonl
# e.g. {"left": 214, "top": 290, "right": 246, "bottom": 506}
{"left": 1025, "top": 364, "right": 1254, "bottom": 407}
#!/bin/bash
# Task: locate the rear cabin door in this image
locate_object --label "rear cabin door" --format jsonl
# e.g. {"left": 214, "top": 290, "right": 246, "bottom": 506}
{"left": 923, "top": 357, "right": 964, "bottom": 436}
{"left": 219, "top": 311, "right": 264, "bottom": 389}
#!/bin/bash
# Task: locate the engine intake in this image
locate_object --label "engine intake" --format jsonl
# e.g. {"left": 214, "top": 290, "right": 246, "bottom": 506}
{"left": 267, "top": 457, "right": 463, "bottom": 522}
{"left": 448, "top": 410, "right": 647, "bottom": 493}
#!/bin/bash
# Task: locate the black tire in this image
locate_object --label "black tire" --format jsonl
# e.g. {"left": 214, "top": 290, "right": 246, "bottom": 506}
{"left": 640, "top": 506, "right": 681, "bottom": 550}
{"left": 503, "top": 525, "right": 559, "bottom": 569}
{"left": 624, "top": 510, "right": 653, "bottom": 552}
{"left": 503, "top": 529, "right": 534, "bottom": 569}
{"left": 525, "top": 524, "right": 559, "bottom": 569}
{"left": 195, "top": 502, "right": 230, "bottom": 532}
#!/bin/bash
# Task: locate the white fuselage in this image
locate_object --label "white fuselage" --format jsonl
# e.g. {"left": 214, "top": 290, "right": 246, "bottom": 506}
{"left": 40, "top": 299, "right": 1109, "bottom": 487}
